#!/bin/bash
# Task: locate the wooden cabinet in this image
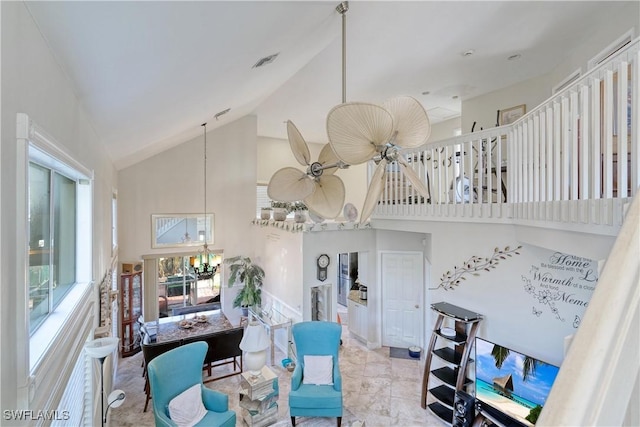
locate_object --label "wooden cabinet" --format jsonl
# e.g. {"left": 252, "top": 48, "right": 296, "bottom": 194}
{"left": 421, "top": 302, "right": 482, "bottom": 425}
{"left": 120, "top": 270, "right": 142, "bottom": 357}
{"left": 347, "top": 298, "right": 367, "bottom": 342}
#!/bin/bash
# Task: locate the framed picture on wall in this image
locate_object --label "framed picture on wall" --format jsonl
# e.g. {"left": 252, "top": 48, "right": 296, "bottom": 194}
{"left": 151, "top": 213, "right": 214, "bottom": 248}
{"left": 499, "top": 104, "right": 526, "bottom": 125}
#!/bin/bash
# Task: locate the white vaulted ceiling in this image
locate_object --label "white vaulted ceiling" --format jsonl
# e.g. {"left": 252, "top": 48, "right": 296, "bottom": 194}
{"left": 24, "top": 1, "right": 626, "bottom": 169}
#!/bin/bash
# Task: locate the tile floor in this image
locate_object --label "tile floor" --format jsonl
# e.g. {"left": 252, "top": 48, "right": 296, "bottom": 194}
{"left": 110, "top": 325, "right": 443, "bottom": 427}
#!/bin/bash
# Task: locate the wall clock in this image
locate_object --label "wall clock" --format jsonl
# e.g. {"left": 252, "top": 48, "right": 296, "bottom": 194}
{"left": 317, "top": 254, "right": 330, "bottom": 281}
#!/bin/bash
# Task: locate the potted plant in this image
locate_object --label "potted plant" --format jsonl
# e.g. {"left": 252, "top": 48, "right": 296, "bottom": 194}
{"left": 292, "top": 201, "right": 308, "bottom": 223}
{"left": 225, "top": 256, "right": 264, "bottom": 314}
{"left": 271, "top": 201, "right": 291, "bottom": 221}
{"left": 260, "top": 206, "right": 272, "bottom": 220}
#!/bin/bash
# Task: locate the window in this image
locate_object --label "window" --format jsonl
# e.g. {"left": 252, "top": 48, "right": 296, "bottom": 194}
{"left": 157, "top": 253, "right": 222, "bottom": 317}
{"left": 18, "top": 114, "right": 93, "bottom": 374}
{"left": 28, "top": 161, "right": 77, "bottom": 333}
{"left": 552, "top": 68, "right": 582, "bottom": 95}
{"left": 256, "top": 183, "right": 270, "bottom": 218}
{"left": 256, "top": 183, "right": 294, "bottom": 219}
{"left": 112, "top": 191, "right": 118, "bottom": 255}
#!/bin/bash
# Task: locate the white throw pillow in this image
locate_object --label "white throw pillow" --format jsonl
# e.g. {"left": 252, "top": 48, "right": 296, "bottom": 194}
{"left": 303, "top": 355, "right": 334, "bottom": 385}
{"left": 168, "top": 384, "right": 207, "bottom": 427}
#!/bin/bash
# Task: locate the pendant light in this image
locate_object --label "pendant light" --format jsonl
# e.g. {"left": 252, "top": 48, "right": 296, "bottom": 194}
{"left": 191, "top": 123, "right": 216, "bottom": 280}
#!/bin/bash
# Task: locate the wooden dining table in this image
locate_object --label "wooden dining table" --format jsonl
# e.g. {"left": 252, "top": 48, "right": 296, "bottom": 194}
{"left": 152, "top": 309, "right": 234, "bottom": 343}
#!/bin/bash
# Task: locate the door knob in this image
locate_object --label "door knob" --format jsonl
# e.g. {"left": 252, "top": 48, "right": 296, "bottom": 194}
{"left": 415, "top": 304, "right": 420, "bottom": 309}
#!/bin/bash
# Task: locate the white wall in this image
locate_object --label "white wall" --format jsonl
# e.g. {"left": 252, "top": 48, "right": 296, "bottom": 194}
{"left": 461, "top": 1, "right": 639, "bottom": 133}
{"left": 253, "top": 225, "right": 304, "bottom": 318}
{"left": 429, "top": 117, "right": 462, "bottom": 143}
{"left": 374, "top": 219, "right": 615, "bottom": 366}
{"left": 1, "top": 0, "right": 117, "bottom": 418}
{"left": 302, "top": 229, "right": 377, "bottom": 334}
{"left": 118, "top": 115, "right": 258, "bottom": 318}
{"left": 462, "top": 75, "right": 549, "bottom": 132}
{"left": 546, "top": 2, "right": 639, "bottom": 93}
{"left": 257, "top": 135, "right": 368, "bottom": 217}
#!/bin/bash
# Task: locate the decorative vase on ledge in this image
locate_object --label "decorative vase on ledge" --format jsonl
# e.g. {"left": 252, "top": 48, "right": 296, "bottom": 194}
{"left": 273, "top": 208, "right": 287, "bottom": 221}
{"left": 292, "top": 201, "right": 308, "bottom": 223}
{"left": 260, "top": 208, "right": 272, "bottom": 220}
{"left": 294, "top": 210, "right": 307, "bottom": 223}
{"left": 271, "top": 202, "right": 290, "bottom": 221}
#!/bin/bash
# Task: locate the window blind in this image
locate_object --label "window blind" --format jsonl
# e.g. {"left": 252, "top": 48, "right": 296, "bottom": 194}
{"left": 51, "top": 335, "right": 91, "bottom": 427}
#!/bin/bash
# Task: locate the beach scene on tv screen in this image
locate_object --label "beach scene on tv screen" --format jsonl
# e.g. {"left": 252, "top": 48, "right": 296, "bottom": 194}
{"left": 475, "top": 338, "right": 560, "bottom": 425}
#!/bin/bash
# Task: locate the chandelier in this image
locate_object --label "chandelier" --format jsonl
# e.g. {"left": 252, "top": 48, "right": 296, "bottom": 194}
{"left": 189, "top": 123, "right": 217, "bottom": 281}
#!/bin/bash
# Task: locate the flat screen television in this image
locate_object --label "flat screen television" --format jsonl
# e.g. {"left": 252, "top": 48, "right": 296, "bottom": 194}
{"left": 475, "top": 337, "right": 560, "bottom": 426}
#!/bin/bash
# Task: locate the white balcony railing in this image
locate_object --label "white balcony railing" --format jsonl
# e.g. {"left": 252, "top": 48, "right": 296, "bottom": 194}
{"left": 375, "top": 38, "right": 640, "bottom": 236}
{"left": 371, "top": 38, "right": 640, "bottom": 425}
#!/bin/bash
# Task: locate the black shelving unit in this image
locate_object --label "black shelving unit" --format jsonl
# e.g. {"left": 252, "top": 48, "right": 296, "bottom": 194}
{"left": 421, "top": 302, "right": 482, "bottom": 425}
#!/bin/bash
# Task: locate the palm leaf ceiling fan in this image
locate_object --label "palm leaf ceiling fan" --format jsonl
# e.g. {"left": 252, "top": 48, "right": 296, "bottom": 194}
{"left": 327, "top": 96, "right": 432, "bottom": 223}
{"left": 267, "top": 120, "right": 347, "bottom": 219}
{"left": 268, "top": 1, "right": 432, "bottom": 223}
{"left": 267, "top": 2, "right": 351, "bottom": 220}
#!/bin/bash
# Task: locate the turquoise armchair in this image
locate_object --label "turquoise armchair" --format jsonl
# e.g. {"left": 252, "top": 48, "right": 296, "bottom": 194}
{"left": 289, "top": 321, "right": 343, "bottom": 427}
{"left": 146, "top": 341, "right": 236, "bottom": 427}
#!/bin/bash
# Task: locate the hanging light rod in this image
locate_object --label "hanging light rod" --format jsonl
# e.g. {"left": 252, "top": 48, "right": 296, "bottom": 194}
{"left": 194, "top": 122, "right": 215, "bottom": 281}
{"left": 336, "top": 1, "right": 349, "bottom": 104}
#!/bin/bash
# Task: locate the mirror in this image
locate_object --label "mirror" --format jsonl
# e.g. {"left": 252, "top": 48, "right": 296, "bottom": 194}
{"left": 151, "top": 214, "right": 214, "bottom": 248}
{"left": 337, "top": 252, "right": 358, "bottom": 307}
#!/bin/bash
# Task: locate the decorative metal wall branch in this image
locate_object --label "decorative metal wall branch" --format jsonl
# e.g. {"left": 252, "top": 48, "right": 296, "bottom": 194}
{"left": 432, "top": 245, "right": 522, "bottom": 291}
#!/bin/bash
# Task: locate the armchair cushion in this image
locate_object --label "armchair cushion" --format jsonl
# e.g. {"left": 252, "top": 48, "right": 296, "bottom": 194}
{"left": 303, "top": 355, "right": 333, "bottom": 385}
{"left": 201, "top": 387, "right": 229, "bottom": 413}
{"left": 168, "top": 384, "right": 207, "bottom": 427}
{"left": 289, "top": 384, "right": 342, "bottom": 409}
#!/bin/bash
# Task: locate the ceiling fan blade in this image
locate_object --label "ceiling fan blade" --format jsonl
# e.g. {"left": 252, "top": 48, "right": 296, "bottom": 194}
{"left": 382, "top": 96, "right": 431, "bottom": 149}
{"left": 287, "top": 120, "right": 311, "bottom": 166}
{"left": 304, "top": 175, "right": 345, "bottom": 219}
{"left": 360, "top": 159, "right": 388, "bottom": 224}
{"left": 326, "top": 102, "right": 394, "bottom": 165}
{"left": 267, "top": 167, "right": 315, "bottom": 202}
{"left": 397, "top": 157, "right": 430, "bottom": 201}
{"left": 318, "top": 143, "right": 339, "bottom": 175}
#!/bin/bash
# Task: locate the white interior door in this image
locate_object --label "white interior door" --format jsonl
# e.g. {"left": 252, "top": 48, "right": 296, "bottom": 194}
{"left": 381, "top": 252, "right": 423, "bottom": 348}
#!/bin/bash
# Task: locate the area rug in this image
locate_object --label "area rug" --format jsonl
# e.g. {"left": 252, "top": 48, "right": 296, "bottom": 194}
{"left": 389, "top": 346, "right": 416, "bottom": 360}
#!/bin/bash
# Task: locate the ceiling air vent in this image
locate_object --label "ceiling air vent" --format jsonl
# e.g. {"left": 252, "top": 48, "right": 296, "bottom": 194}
{"left": 214, "top": 108, "right": 230, "bottom": 120}
{"left": 588, "top": 29, "right": 633, "bottom": 69}
{"left": 426, "top": 107, "right": 460, "bottom": 121}
{"left": 252, "top": 53, "right": 279, "bottom": 69}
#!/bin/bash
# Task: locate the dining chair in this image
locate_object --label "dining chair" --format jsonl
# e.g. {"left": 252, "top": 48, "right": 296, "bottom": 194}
{"left": 289, "top": 321, "right": 343, "bottom": 427}
{"left": 141, "top": 340, "right": 182, "bottom": 412}
{"left": 147, "top": 341, "right": 236, "bottom": 427}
